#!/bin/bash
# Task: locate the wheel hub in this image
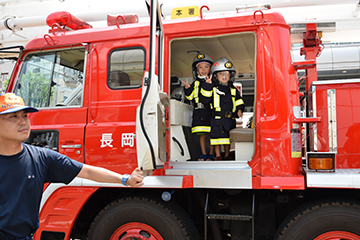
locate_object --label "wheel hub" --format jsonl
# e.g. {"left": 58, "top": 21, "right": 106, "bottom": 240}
{"left": 314, "top": 231, "right": 360, "bottom": 240}
{"left": 110, "top": 222, "right": 164, "bottom": 240}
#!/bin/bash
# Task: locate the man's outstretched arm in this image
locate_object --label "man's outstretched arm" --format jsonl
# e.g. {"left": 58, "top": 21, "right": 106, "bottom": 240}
{"left": 77, "top": 165, "right": 144, "bottom": 187}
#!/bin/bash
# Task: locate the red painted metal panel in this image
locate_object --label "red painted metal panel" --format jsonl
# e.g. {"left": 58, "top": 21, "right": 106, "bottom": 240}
{"left": 182, "top": 175, "right": 194, "bottom": 188}
{"left": 84, "top": 39, "right": 146, "bottom": 174}
{"left": 34, "top": 187, "right": 98, "bottom": 240}
{"left": 315, "top": 82, "right": 360, "bottom": 168}
{"left": 251, "top": 21, "right": 303, "bottom": 178}
{"left": 253, "top": 176, "right": 305, "bottom": 190}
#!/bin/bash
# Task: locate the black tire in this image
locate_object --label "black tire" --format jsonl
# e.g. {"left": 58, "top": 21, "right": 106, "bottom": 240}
{"left": 274, "top": 199, "right": 360, "bottom": 240}
{"left": 87, "top": 196, "right": 200, "bottom": 240}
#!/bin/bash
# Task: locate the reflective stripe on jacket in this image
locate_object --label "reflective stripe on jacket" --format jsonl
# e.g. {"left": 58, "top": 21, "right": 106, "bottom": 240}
{"left": 213, "top": 87, "right": 244, "bottom": 118}
{"left": 185, "top": 80, "right": 200, "bottom": 103}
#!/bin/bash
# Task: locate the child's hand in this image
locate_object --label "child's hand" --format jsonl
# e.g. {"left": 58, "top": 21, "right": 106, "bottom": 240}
{"left": 205, "top": 75, "right": 212, "bottom": 84}
{"left": 181, "top": 78, "right": 191, "bottom": 89}
{"left": 237, "top": 109, "right": 243, "bottom": 118}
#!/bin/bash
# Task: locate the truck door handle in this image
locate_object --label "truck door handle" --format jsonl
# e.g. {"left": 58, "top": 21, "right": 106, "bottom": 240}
{"left": 61, "top": 144, "right": 82, "bottom": 149}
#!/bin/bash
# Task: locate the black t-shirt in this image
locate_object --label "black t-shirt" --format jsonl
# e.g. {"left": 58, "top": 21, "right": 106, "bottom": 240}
{"left": 0, "top": 144, "right": 83, "bottom": 239}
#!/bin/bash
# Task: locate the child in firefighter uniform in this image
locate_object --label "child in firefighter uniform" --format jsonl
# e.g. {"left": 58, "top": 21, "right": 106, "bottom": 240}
{"left": 202, "top": 57, "right": 245, "bottom": 160}
{"left": 182, "top": 52, "right": 215, "bottom": 161}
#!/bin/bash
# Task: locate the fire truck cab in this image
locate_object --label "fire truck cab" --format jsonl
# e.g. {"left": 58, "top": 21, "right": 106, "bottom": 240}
{"left": 5, "top": 1, "right": 360, "bottom": 240}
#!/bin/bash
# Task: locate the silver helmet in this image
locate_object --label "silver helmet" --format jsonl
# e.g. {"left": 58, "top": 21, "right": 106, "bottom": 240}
{"left": 192, "top": 52, "right": 214, "bottom": 79}
{"left": 212, "top": 57, "right": 236, "bottom": 83}
{"left": 171, "top": 86, "right": 185, "bottom": 102}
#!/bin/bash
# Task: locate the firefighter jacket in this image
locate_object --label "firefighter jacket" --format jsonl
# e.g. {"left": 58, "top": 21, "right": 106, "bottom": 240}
{"left": 201, "top": 82, "right": 245, "bottom": 144}
{"left": 184, "top": 79, "right": 212, "bottom": 133}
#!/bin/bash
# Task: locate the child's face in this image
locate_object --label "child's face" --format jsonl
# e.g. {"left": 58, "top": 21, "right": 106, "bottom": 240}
{"left": 196, "top": 62, "right": 211, "bottom": 77}
{"left": 217, "top": 71, "right": 231, "bottom": 85}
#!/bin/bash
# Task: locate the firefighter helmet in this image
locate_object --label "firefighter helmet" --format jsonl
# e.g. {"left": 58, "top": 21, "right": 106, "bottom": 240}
{"left": 171, "top": 86, "right": 185, "bottom": 102}
{"left": 212, "top": 57, "right": 236, "bottom": 83}
{"left": 192, "top": 52, "right": 214, "bottom": 79}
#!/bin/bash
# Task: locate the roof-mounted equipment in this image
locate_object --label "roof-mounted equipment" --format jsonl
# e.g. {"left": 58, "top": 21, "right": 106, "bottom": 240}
{"left": 46, "top": 11, "right": 92, "bottom": 31}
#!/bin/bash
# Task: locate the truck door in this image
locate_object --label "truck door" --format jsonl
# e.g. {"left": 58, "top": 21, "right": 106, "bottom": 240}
{"left": 13, "top": 47, "right": 87, "bottom": 163}
{"left": 136, "top": 0, "right": 167, "bottom": 171}
{"left": 85, "top": 43, "right": 145, "bottom": 173}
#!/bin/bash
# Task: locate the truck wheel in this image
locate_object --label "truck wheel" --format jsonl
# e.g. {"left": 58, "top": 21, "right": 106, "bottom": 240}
{"left": 274, "top": 199, "right": 360, "bottom": 240}
{"left": 87, "top": 196, "right": 200, "bottom": 240}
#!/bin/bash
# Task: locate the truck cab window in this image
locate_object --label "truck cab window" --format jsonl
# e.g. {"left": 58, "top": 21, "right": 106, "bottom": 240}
{"left": 108, "top": 48, "right": 145, "bottom": 89}
{"left": 14, "top": 48, "right": 85, "bottom": 108}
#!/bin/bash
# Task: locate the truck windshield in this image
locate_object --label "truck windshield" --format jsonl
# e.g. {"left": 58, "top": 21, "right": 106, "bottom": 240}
{"left": 14, "top": 48, "right": 85, "bottom": 108}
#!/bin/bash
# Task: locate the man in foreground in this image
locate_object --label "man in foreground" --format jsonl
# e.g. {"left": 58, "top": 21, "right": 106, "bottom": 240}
{"left": 0, "top": 93, "right": 144, "bottom": 240}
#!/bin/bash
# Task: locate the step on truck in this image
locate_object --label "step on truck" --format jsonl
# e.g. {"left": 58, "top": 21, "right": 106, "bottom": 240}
{"left": 4, "top": 1, "right": 360, "bottom": 239}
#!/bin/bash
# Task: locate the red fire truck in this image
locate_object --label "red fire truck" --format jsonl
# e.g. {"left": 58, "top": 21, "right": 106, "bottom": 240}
{"left": 4, "top": 0, "right": 360, "bottom": 239}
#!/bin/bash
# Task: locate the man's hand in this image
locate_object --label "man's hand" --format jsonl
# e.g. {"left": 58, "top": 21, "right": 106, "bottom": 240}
{"left": 126, "top": 167, "right": 144, "bottom": 187}
{"left": 237, "top": 109, "right": 243, "bottom": 118}
{"left": 78, "top": 165, "right": 144, "bottom": 187}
